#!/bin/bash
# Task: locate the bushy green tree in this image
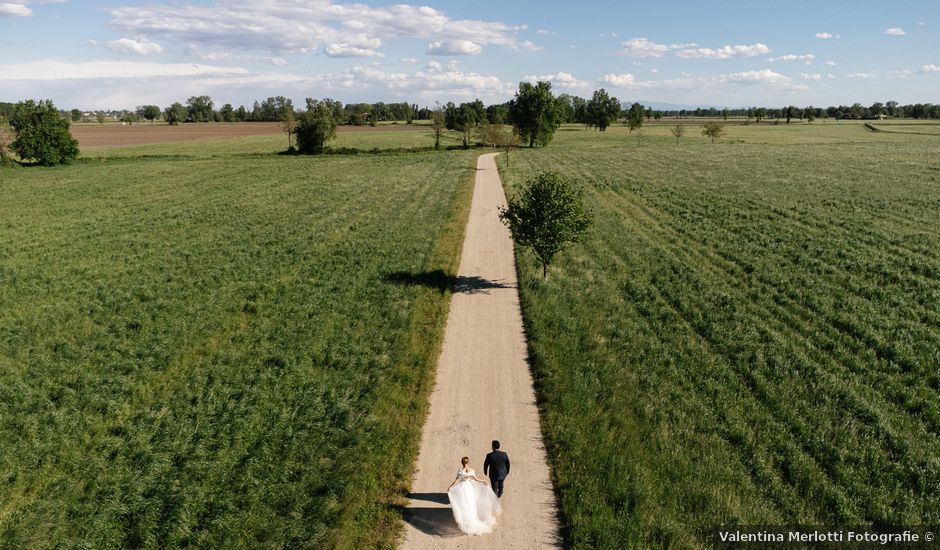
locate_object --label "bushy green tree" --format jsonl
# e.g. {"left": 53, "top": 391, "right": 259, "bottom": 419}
{"left": 186, "top": 95, "right": 214, "bottom": 122}
{"left": 219, "top": 103, "right": 236, "bottom": 122}
{"left": 9, "top": 99, "right": 79, "bottom": 166}
{"left": 69, "top": 109, "right": 82, "bottom": 122}
{"left": 444, "top": 100, "right": 484, "bottom": 148}
{"left": 586, "top": 88, "right": 620, "bottom": 131}
{"left": 164, "top": 103, "right": 187, "bottom": 125}
{"left": 139, "top": 105, "right": 161, "bottom": 123}
{"left": 499, "top": 171, "right": 592, "bottom": 278}
{"left": 626, "top": 102, "right": 645, "bottom": 132}
{"left": 508, "top": 81, "right": 561, "bottom": 148}
{"left": 295, "top": 104, "right": 337, "bottom": 154}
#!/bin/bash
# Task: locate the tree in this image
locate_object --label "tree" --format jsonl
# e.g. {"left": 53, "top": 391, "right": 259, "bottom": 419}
{"left": 295, "top": 104, "right": 336, "bottom": 154}
{"left": 499, "top": 171, "right": 592, "bottom": 278}
{"left": 496, "top": 126, "right": 523, "bottom": 167}
{"left": 164, "top": 103, "right": 187, "bottom": 125}
{"left": 625, "top": 102, "right": 644, "bottom": 132}
{"left": 722, "top": 108, "right": 729, "bottom": 121}
{"left": 219, "top": 104, "right": 236, "bottom": 122}
{"left": 701, "top": 121, "right": 726, "bottom": 143}
{"left": 96, "top": 112, "right": 106, "bottom": 125}
{"left": 138, "top": 105, "right": 161, "bottom": 124}
{"left": 670, "top": 124, "right": 685, "bottom": 146}
{"left": 430, "top": 107, "right": 446, "bottom": 150}
{"left": 508, "top": 81, "right": 561, "bottom": 148}
{"left": 478, "top": 123, "right": 504, "bottom": 149}
{"left": 803, "top": 107, "right": 816, "bottom": 124}
{"left": 445, "top": 100, "right": 484, "bottom": 148}
{"left": 281, "top": 109, "right": 297, "bottom": 150}
{"left": 9, "top": 99, "right": 79, "bottom": 166}
{"left": 69, "top": 109, "right": 82, "bottom": 122}
{"left": 0, "top": 116, "right": 15, "bottom": 166}
{"left": 754, "top": 107, "right": 765, "bottom": 124}
{"left": 186, "top": 95, "right": 214, "bottom": 122}
{"left": 586, "top": 88, "right": 620, "bottom": 131}
{"left": 120, "top": 112, "right": 138, "bottom": 125}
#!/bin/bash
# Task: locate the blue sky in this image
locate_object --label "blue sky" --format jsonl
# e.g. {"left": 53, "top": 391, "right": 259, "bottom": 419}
{"left": 1, "top": 0, "right": 938, "bottom": 110}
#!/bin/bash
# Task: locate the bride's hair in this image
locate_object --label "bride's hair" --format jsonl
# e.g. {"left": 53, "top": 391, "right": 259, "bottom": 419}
{"left": 461, "top": 457, "right": 469, "bottom": 466}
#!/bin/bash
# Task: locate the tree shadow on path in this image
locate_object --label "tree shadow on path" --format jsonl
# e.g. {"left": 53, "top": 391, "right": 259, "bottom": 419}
{"left": 382, "top": 269, "right": 514, "bottom": 295}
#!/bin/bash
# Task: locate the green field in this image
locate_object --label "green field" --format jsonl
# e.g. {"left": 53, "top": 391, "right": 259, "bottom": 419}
{"left": 0, "top": 134, "right": 475, "bottom": 548}
{"left": 82, "top": 128, "right": 465, "bottom": 160}
{"left": 4, "top": 120, "right": 940, "bottom": 549}
{"left": 501, "top": 123, "right": 940, "bottom": 548}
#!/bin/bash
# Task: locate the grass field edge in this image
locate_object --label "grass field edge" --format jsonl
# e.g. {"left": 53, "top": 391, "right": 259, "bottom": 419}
{"left": 494, "top": 153, "right": 575, "bottom": 548}
{"left": 331, "top": 152, "right": 478, "bottom": 549}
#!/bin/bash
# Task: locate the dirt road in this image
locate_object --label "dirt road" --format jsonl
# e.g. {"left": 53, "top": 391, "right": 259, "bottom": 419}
{"left": 400, "top": 153, "right": 560, "bottom": 549}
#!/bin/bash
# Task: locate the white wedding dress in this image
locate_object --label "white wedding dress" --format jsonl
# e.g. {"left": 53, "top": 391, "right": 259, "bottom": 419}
{"left": 447, "top": 468, "right": 502, "bottom": 535}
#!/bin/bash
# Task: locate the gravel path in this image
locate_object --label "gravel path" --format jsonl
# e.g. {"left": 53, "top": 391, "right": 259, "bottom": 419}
{"left": 400, "top": 153, "right": 560, "bottom": 549}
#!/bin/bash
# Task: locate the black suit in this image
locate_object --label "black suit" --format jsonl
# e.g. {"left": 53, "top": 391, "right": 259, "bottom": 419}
{"left": 483, "top": 450, "right": 510, "bottom": 497}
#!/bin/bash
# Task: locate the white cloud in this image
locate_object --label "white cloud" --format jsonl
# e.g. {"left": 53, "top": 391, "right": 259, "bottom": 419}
{"left": 603, "top": 73, "right": 635, "bottom": 86}
{"left": 883, "top": 28, "right": 906, "bottom": 36}
{"left": 108, "top": 1, "right": 533, "bottom": 58}
{"left": 400, "top": 57, "right": 418, "bottom": 65}
{"left": 825, "top": 60, "right": 836, "bottom": 66}
{"left": 517, "top": 40, "right": 542, "bottom": 52}
{"left": 919, "top": 64, "right": 940, "bottom": 73}
{"left": 800, "top": 73, "right": 821, "bottom": 80}
{"left": 105, "top": 37, "right": 164, "bottom": 55}
{"left": 536, "top": 29, "right": 556, "bottom": 36}
{"left": 603, "top": 68, "right": 804, "bottom": 92}
{"left": 815, "top": 32, "right": 835, "bottom": 39}
{"left": 0, "top": 0, "right": 63, "bottom": 17}
{"left": 827, "top": 73, "right": 836, "bottom": 79}
{"left": 847, "top": 71, "right": 878, "bottom": 78}
{"left": 0, "top": 59, "right": 247, "bottom": 80}
{"left": 426, "top": 39, "right": 482, "bottom": 55}
{"left": 0, "top": 2, "right": 31, "bottom": 16}
{"left": 770, "top": 53, "right": 815, "bottom": 62}
{"left": 326, "top": 43, "right": 385, "bottom": 57}
{"left": 618, "top": 37, "right": 695, "bottom": 58}
{"left": 888, "top": 69, "right": 913, "bottom": 78}
{"left": 650, "top": 68, "right": 658, "bottom": 73}
{"left": 676, "top": 43, "right": 771, "bottom": 59}
{"left": 916, "top": 21, "right": 925, "bottom": 26}
{"left": 524, "top": 71, "right": 591, "bottom": 91}
{"left": 199, "top": 51, "right": 286, "bottom": 65}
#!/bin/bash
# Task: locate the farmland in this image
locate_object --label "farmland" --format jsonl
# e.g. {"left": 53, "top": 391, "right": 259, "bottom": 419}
{"left": 69, "top": 121, "right": 434, "bottom": 149}
{"left": 501, "top": 122, "right": 940, "bottom": 548}
{"left": 0, "top": 132, "right": 476, "bottom": 548}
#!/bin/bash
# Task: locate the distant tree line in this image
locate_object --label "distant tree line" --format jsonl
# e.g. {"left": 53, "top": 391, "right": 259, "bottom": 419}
{"left": 8, "top": 96, "right": 936, "bottom": 130}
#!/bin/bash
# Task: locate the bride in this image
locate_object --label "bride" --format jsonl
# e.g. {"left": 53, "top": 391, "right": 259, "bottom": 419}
{"left": 446, "top": 457, "right": 502, "bottom": 535}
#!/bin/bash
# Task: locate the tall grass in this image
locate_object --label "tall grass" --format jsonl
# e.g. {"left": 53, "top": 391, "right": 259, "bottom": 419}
{"left": 501, "top": 124, "right": 940, "bottom": 548}
{"left": 0, "top": 140, "right": 475, "bottom": 548}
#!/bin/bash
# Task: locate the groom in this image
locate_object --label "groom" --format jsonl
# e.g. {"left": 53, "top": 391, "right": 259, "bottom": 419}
{"left": 483, "top": 440, "right": 510, "bottom": 498}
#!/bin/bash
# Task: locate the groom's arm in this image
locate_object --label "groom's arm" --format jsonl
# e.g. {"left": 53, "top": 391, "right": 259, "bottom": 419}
{"left": 505, "top": 454, "right": 510, "bottom": 475}
{"left": 483, "top": 454, "right": 490, "bottom": 476}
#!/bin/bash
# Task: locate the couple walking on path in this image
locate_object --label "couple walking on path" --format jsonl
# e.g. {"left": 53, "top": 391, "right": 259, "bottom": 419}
{"left": 445, "top": 441, "right": 510, "bottom": 536}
